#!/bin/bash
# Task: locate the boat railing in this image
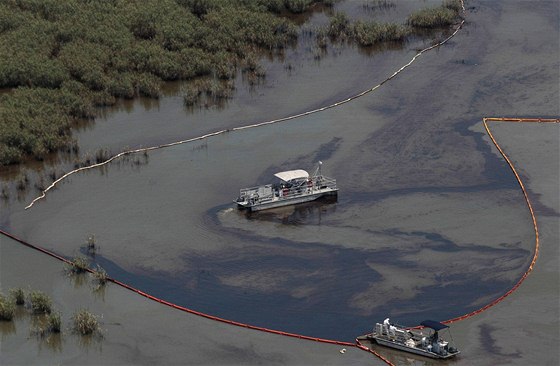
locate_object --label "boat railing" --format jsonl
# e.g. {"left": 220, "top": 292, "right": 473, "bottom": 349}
{"left": 313, "top": 175, "right": 337, "bottom": 190}
{"left": 239, "top": 176, "right": 337, "bottom": 203}
{"left": 239, "top": 186, "right": 264, "bottom": 197}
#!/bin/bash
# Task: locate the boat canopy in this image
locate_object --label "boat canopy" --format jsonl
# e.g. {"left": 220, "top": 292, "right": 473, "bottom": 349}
{"left": 420, "top": 320, "right": 449, "bottom": 331}
{"left": 274, "top": 169, "right": 309, "bottom": 182}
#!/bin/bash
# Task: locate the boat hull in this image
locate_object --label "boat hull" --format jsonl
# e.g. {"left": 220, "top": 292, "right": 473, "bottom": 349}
{"left": 237, "top": 189, "right": 337, "bottom": 212}
{"left": 369, "top": 335, "right": 460, "bottom": 359}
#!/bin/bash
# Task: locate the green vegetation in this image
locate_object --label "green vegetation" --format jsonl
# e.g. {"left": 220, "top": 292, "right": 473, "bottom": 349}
{"left": 0, "top": 292, "right": 16, "bottom": 320}
{"left": 93, "top": 265, "right": 108, "bottom": 288}
{"left": 65, "top": 256, "right": 90, "bottom": 274}
{"left": 47, "top": 311, "right": 62, "bottom": 333}
{"left": 327, "top": 12, "right": 351, "bottom": 38}
{"left": 283, "top": 0, "right": 333, "bottom": 13}
{"left": 9, "top": 288, "right": 26, "bottom": 305}
{"left": 407, "top": 0, "right": 462, "bottom": 28}
{"left": 0, "top": 0, "right": 324, "bottom": 166}
{"left": 322, "top": 12, "right": 409, "bottom": 47}
{"left": 3, "top": 286, "right": 108, "bottom": 341}
{"left": 29, "top": 291, "right": 53, "bottom": 314}
{"left": 72, "top": 309, "right": 100, "bottom": 335}
{"left": 352, "top": 21, "right": 409, "bottom": 46}
{"left": 0, "top": 0, "right": 462, "bottom": 166}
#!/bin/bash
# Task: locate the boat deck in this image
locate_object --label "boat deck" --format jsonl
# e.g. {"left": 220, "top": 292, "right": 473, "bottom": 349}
{"left": 236, "top": 174, "right": 337, "bottom": 211}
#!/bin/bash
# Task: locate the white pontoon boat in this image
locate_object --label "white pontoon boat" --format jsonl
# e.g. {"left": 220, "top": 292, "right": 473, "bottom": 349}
{"left": 235, "top": 162, "right": 338, "bottom": 211}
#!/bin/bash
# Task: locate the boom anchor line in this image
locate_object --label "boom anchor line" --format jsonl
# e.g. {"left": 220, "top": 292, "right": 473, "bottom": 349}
{"left": 25, "top": 2, "right": 467, "bottom": 212}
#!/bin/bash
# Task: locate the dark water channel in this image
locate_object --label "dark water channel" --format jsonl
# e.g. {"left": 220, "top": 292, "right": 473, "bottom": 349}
{"left": 2, "top": 0, "right": 553, "bottom": 345}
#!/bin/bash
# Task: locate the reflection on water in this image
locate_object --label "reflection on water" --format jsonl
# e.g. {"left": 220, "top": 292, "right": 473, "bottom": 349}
{"left": 76, "top": 332, "right": 104, "bottom": 350}
{"left": 368, "top": 341, "right": 455, "bottom": 366}
{"left": 29, "top": 314, "right": 64, "bottom": 353}
{"left": 66, "top": 272, "right": 89, "bottom": 289}
{"left": 241, "top": 196, "right": 338, "bottom": 225}
{"left": 91, "top": 283, "right": 107, "bottom": 302}
{"left": 0, "top": 319, "right": 16, "bottom": 336}
{"left": 37, "top": 332, "right": 63, "bottom": 353}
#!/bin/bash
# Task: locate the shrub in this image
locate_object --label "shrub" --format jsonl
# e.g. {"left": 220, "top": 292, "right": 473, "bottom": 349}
{"left": 72, "top": 309, "right": 100, "bottom": 335}
{"left": 93, "top": 265, "right": 108, "bottom": 288}
{"left": 0, "top": 0, "right": 306, "bottom": 166}
{"left": 0, "top": 87, "right": 77, "bottom": 166}
{"left": 443, "top": 0, "right": 462, "bottom": 12}
{"left": 407, "top": 3, "right": 461, "bottom": 28}
{"left": 328, "top": 12, "right": 350, "bottom": 39}
{"left": 29, "top": 291, "right": 52, "bottom": 314}
{"left": 133, "top": 73, "right": 161, "bottom": 98}
{"left": 0, "top": 293, "right": 16, "bottom": 321}
{"left": 352, "top": 21, "right": 409, "bottom": 46}
{"left": 66, "top": 256, "right": 90, "bottom": 274}
{"left": 4, "top": 0, "right": 449, "bottom": 166}
{"left": 9, "top": 288, "right": 25, "bottom": 305}
{"left": 48, "top": 312, "right": 62, "bottom": 333}
{"left": 183, "top": 84, "right": 202, "bottom": 107}
{"left": 31, "top": 310, "right": 62, "bottom": 337}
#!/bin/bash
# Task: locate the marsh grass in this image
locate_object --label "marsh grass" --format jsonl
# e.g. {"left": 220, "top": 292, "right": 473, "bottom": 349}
{"left": 72, "top": 309, "right": 100, "bottom": 336}
{"left": 65, "top": 256, "right": 90, "bottom": 275}
{"left": 407, "top": 1, "right": 462, "bottom": 28}
{"left": 0, "top": 0, "right": 313, "bottom": 166}
{"left": 327, "top": 12, "right": 351, "bottom": 39}
{"left": 352, "top": 21, "right": 410, "bottom": 46}
{"left": 92, "top": 265, "right": 108, "bottom": 290}
{"left": 48, "top": 312, "right": 62, "bottom": 333}
{"left": 182, "top": 78, "right": 235, "bottom": 109}
{"left": 30, "top": 311, "right": 62, "bottom": 338}
{"left": 0, "top": 292, "right": 16, "bottom": 321}
{"left": 29, "top": 291, "right": 52, "bottom": 314}
{"left": 9, "top": 288, "right": 25, "bottom": 305}
{"left": 321, "top": 13, "right": 409, "bottom": 48}
{"left": 1, "top": 0, "right": 462, "bottom": 166}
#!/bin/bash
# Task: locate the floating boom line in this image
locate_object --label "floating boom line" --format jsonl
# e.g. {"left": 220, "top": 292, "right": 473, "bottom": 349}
{"left": 25, "top": 7, "right": 466, "bottom": 211}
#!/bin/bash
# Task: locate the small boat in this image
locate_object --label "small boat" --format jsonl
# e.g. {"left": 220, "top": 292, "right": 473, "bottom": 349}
{"left": 235, "top": 162, "right": 338, "bottom": 212}
{"left": 360, "top": 319, "right": 460, "bottom": 359}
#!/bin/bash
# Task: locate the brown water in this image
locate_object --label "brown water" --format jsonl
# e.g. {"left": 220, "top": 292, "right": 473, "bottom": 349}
{"left": 1, "top": 0, "right": 558, "bottom": 349}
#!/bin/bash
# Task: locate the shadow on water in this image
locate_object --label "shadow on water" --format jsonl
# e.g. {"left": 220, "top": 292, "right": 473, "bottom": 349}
{"left": 241, "top": 195, "right": 338, "bottom": 226}
{"left": 0, "top": 319, "right": 16, "bottom": 336}
{"left": 362, "top": 339, "right": 457, "bottom": 366}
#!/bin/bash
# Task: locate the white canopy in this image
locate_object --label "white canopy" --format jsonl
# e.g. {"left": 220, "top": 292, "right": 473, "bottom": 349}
{"left": 274, "top": 169, "right": 309, "bottom": 182}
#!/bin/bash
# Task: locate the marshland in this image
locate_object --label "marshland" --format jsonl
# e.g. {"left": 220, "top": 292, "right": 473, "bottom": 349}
{"left": 1, "top": 0, "right": 558, "bottom": 365}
